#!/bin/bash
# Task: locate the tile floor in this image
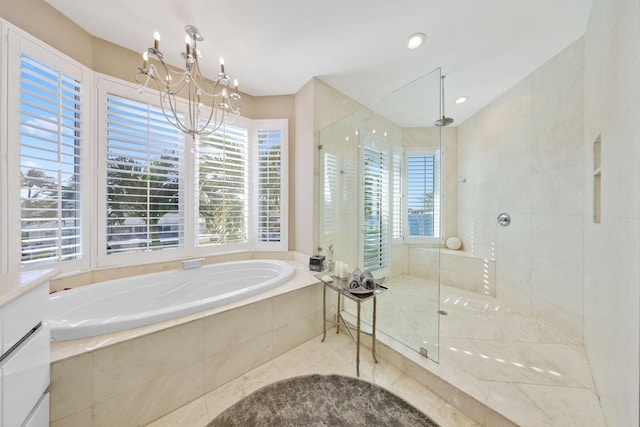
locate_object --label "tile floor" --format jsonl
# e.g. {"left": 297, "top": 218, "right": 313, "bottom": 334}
{"left": 147, "top": 276, "right": 607, "bottom": 426}
{"left": 146, "top": 330, "right": 479, "bottom": 427}
{"left": 367, "top": 277, "right": 607, "bottom": 426}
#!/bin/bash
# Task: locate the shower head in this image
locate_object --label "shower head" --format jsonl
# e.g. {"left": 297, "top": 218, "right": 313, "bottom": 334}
{"left": 435, "top": 74, "right": 454, "bottom": 127}
{"left": 434, "top": 116, "right": 454, "bottom": 127}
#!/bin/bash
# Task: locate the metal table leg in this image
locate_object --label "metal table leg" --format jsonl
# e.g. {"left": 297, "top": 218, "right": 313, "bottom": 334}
{"left": 356, "top": 300, "right": 361, "bottom": 377}
{"left": 336, "top": 292, "right": 341, "bottom": 334}
{"left": 322, "top": 284, "right": 327, "bottom": 342}
{"left": 372, "top": 295, "right": 378, "bottom": 363}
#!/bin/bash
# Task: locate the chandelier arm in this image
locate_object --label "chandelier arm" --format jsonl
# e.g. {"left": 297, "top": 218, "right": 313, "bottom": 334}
{"left": 193, "top": 60, "right": 225, "bottom": 97}
{"left": 161, "top": 90, "right": 190, "bottom": 134}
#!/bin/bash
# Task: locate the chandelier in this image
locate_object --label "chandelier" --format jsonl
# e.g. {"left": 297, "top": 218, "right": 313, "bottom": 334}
{"left": 135, "top": 25, "right": 241, "bottom": 136}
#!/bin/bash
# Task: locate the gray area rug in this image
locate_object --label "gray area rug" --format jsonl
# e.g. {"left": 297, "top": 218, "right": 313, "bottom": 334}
{"left": 207, "top": 374, "right": 440, "bottom": 426}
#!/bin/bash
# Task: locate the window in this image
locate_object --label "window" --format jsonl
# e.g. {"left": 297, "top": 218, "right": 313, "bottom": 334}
{"left": 16, "top": 50, "right": 85, "bottom": 268}
{"left": 360, "top": 135, "right": 391, "bottom": 273}
{"left": 322, "top": 151, "right": 339, "bottom": 235}
{"left": 406, "top": 150, "right": 440, "bottom": 239}
{"left": 104, "top": 93, "right": 185, "bottom": 254}
{"left": 196, "top": 123, "right": 249, "bottom": 247}
{"left": 98, "top": 77, "right": 288, "bottom": 265}
{"left": 3, "top": 26, "right": 288, "bottom": 273}
{"left": 392, "top": 151, "right": 403, "bottom": 240}
{"left": 256, "top": 125, "right": 287, "bottom": 246}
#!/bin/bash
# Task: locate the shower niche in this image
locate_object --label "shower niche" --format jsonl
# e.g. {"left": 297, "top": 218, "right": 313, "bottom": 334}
{"left": 317, "top": 68, "right": 443, "bottom": 362}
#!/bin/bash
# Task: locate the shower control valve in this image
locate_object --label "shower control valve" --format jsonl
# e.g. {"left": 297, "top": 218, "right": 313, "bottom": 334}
{"left": 497, "top": 212, "right": 511, "bottom": 226}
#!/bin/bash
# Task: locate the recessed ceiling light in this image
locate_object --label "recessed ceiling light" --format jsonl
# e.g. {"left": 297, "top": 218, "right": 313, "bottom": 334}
{"left": 406, "top": 33, "right": 426, "bottom": 50}
{"left": 454, "top": 96, "right": 469, "bottom": 104}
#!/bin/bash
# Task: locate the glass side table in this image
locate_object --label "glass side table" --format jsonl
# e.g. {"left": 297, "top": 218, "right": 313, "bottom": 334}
{"left": 316, "top": 273, "right": 387, "bottom": 377}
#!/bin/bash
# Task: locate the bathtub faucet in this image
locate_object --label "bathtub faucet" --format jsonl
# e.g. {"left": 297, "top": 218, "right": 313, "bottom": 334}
{"left": 182, "top": 258, "right": 204, "bottom": 270}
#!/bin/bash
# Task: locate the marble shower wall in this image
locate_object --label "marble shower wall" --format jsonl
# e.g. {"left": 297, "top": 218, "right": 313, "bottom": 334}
{"left": 583, "top": 0, "right": 640, "bottom": 424}
{"left": 456, "top": 39, "right": 585, "bottom": 343}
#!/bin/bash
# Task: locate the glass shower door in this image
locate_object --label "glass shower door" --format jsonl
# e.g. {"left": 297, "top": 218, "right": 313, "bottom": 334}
{"left": 317, "top": 68, "right": 442, "bottom": 362}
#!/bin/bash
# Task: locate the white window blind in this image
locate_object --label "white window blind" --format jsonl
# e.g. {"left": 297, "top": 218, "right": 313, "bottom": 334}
{"left": 392, "top": 152, "right": 403, "bottom": 240}
{"left": 196, "top": 124, "right": 249, "bottom": 246}
{"left": 257, "top": 129, "right": 282, "bottom": 243}
{"left": 19, "top": 53, "right": 82, "bottom": 267}
{"left": 322, "top": 152, "right": 338, "bottom": 235}
{"left": 105, "top": 93, "right": 184, "bottom": 254}
{"left": 362, "top": 141, "right": 390, "bottom": 272}
{"left": 406, "top": 153, "right": 440, "bottom": 238}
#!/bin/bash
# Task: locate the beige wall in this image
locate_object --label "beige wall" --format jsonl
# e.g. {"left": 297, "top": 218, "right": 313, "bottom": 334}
{"left": 0, "top": 0, "right": 298, "bottom": 252}
{"left": 0, "top": 0, "right": 94, "bottom": 68}
{"left": 583, "top": 0, "right": 640, "bottom": 425}
{"left": 457, "top": 39, "right": 585, "bottom": 343}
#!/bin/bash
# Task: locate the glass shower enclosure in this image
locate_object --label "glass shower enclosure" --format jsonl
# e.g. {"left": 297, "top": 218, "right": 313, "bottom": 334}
{"left": 317, "top": 68, "right": 443, "bottom": 362}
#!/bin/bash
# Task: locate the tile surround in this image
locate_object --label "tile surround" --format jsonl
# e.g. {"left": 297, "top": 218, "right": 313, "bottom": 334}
{"left": 410, "top": 248, "right": 496, "bottom": 296}
{"left": 48, "top": 258, "right": 323, "bottom": 427}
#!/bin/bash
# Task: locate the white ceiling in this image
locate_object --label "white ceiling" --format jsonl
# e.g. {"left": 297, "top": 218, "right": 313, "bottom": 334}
{"left": 44, "top": 0, "right": 592, "bottom": 127}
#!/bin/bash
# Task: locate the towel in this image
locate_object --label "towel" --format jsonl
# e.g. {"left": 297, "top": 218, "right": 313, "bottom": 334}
{"left": 348, "top": 272, "right": 362, "bottom": 290}
{"left": 361, "top": 270, "right": 376, "bottom": 290}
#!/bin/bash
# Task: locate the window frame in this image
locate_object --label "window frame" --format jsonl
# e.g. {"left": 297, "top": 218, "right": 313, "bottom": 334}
{"left": 391, "top": 147, "right": 404, "bottom": 244}
{"left": 404, "top": 147, "right": 441, "bottom": 245}
{"left": 96, "top": 75, "right": 289, "bottom": 268}
{"left": 98, "top": 81, "right": 188, "bottom": 266}
{"left": 252, "top": 119, "right": 289, "bottom": 252}
{"left": 358, "top": 131, "right": 391, "bottom": 277}
{"left": 193, "top": 116, "right": 252, "bottom": 255}
{"left": 5, "top": 25, "right": 93, "bottom": 274}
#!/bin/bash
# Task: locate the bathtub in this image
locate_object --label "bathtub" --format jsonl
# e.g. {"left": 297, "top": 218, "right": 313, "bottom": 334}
{"left": 48, "top": 259, "right": 295, "bottom": 342}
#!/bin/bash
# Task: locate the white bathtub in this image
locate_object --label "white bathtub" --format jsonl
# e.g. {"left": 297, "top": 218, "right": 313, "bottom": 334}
{"left": 48, "top": 259, "right": 295, "bottom": 342}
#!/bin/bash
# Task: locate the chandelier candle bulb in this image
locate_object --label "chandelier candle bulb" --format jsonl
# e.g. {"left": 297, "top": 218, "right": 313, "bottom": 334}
{"left": 142, "top": 51, "right": 149, "bottom": 69}
{"left": 185, "top": 34, "right": 191, "bottom": 55}
{"left": 219, "top": 56, "right": 225, "bottom": 73}
{"left": 234, "top": 78, "right": 238, "bottom": 91}
{"left": 153, "top": 31, "right": 160, "bottom": 50}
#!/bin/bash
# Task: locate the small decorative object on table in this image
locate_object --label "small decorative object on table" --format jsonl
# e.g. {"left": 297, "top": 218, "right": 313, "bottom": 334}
{"left": 309, "top": 255, "right": 325, "bottom": 272}
{"left": 344, "top": 268, "right": 382, "bottom": 294}
{"left": 334, "top": 261, "right": 349, "bottom": 278}
{"left": 324, "top": 244, "right": 335, "bottom": 272}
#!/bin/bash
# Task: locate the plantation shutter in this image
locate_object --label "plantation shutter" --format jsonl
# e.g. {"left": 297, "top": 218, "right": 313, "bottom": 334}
{"left": 322, "top": 152, "right": 338, "bottom": 235}
{"left": 257, "top": 129, "right": 282, "bottom": 243}
{"left": 392, "top": 152, "right": 403, "bottom": 240}
{"left": 105, "top": 94, "right": 184, "bottom": 254}
{"left": 197, "top": 124, "right": 249, "bottom": 246}
{"left": 362, "top": 142, "right": 390, "bottom": 272}
{"left": 406, "top": 153, "right": 440, "bottom": 237}
{"left": 19, "top": 53, "right": 82, "bottom": 266}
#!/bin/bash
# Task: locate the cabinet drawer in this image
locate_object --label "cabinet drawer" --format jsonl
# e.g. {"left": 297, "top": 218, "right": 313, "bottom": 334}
{"left": 23, "top": 392, "right": 50, "bottom": 427}
{"left": 3, "top": 283, "right": 48, "bottom": 353}
{"left": 2, "top": 324, "right": 50, "bottom": 427}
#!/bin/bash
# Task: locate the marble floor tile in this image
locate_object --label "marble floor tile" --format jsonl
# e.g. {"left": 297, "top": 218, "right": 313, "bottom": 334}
{"left": 350, "top": 279, "right": 604, "bottom": 426}
{"left": 517, "top": 383, "right": 606, "bottom": 427}
{"left": 146, "top": 331, "right": 479, "bottom": 427}
{"left": 147, "top": 277, "right": 604, "bottom": 427}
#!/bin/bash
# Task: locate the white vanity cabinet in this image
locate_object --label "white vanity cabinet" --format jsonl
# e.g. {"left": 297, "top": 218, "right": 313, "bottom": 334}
{"left": 0, "top": 270, "right": 56, "bottom": 427}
